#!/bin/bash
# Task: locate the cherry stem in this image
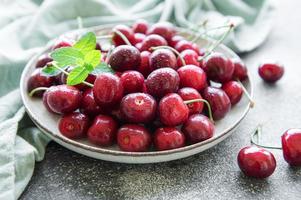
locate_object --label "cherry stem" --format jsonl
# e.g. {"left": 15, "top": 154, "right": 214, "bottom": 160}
{"left": 183, "top": 98, "right": 214, "bottom": 122}
{"left": 29, "top": 87, "right": 48, "bottom": 97}
{"left": 150, "top": 46, "right": 186, "bottom": 66}
{"left": 236, "top": 79, "right": 255, "bottom": 108}
{"left": 113, "top": 29, "right": 132, "bottom": 46}
{"left": 250, "top": 125, "right": 282, "bottom": 150}
{"left": 105, "top": 45, "right": 115, "bottom": 63}
{"left": 96, "top": 35, "right": 113, "bottom": 40}
{"left": 198, "top": 23, "right": 234, "bottom": 62}
{"left": 51, "top": 62, "right": 94, "bottom": 88}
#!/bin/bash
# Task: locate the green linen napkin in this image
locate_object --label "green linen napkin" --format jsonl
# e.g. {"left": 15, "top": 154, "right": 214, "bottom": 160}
{"left": 0, "top": 0, "right": 274, "bottom": 199}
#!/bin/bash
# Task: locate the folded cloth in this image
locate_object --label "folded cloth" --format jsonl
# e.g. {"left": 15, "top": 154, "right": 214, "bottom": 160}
{"left": 0, "top": 0, "right": 274, "bottom": 199}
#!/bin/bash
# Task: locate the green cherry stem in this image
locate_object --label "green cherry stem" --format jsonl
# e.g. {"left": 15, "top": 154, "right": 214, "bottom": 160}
{"left": 29, "top": 87, "right": 48, "bottom": 97}
{"left": 96, "top": 35, "right": 113, "bottom": 40}
{"left": 183, "top": 98, "right": 214, "bottom": 122}
{"left": 250, "top": 125, "right": 282, "bottom": 150}
{"left": 113, "top": 29, "right": 132, "bottom": 46}
{"left": 236, "top": 78, "right": 255, "bottom": 108}
{"left": 150, "top": 46, "right": 186, "bottom": 66}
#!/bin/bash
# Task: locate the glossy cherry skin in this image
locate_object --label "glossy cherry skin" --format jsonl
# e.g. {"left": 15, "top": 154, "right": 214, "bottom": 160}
{"left": 120, "top": 93, "right": 157, "bottom": 123}
{"left": 120, "top": 70, "right": 145, "bottom": 94}
{"left": 52, "top": 38, "right": 73, "bottom": 50}
{"left": 42, "top": 90, "right": 53, "bottom": 113}
{"left": 204, "top": 53, "right": 234, "bottom": 83}
{"left": 222, "top": 81, "right": 243, "bottom": 105}
{"left": 93, "top": 73, "right": 124, "bottom": 106}
{"left": 281, "top": 129, "right": 301, "bottom": 166}
{"left": 169, "top": 35, "right": 184, "bottom": 48}
{"left": 147, "top": 21, "right": 176, "bottom": 41}
{"left": 232, "top": 58, "right": 248, "bottom": 81}
{"left": 154, "top": 127, "right": 186, "bottom": 151}
{"left": 178, "top": 87, "right": 204, "bottom": 115}
{"left": 177, "top": 49, "right": 199, "bottom": 68}
{"left": 177, "top": 65, "right": 207, "bottom": 91}
{"left": 258, "top": 62, "right": 284, "bottom": 83}
{"left": 137, "top": 51, "right": 152, "bottom": 77}
{"left": 159, "top": 93, "right": 189, "bottom": 126}
{"left": 87, "top": 115, "right": 118, "bottom": 146}
{"left": 140, "top": 34, "right": 168, "bottom": 52}
{"left": 132, "top": 19, "right": 149, "bottom": 34}
{"left": 133, "top": 33, "right": 146, "bottom": 44}
{"left": 27, "top": 68, "right": 55, "bottom": 97}
{"left": 108, "top": 45, "right": 141, "bottom": 72}
{"left": 237, "top": 146, "right": 276, "bottom": 178}
{"left": 80, "top": 88, "right": 102, "bottom": 117}
{"left": 117, "top": 124, "right": 151, "bottom": 152}
{"left": 145, "top": 68, "right": 180, "bottom": 98}
{"left": 182, "top": 114, "right": 214, "bottom": 144}
{"left": 58, "top": 112, "right": 90, "bottom": 139}
{"left": 202, "top": 86, "right": 231, "bottom": 120}
{"left": 149, "top": 49, "right": 177, "bottom": 69}
{"left": 112, "top": 24, "right": 135, "bottom": 46}
{"left": 35, "top": 54, "right": 53, "bottom": 68}
{"left": 175, "top": 40, "right": 201, "bottom": 55}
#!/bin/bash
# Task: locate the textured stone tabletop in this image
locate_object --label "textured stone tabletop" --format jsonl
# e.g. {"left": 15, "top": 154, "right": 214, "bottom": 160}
{"left": 21, "top": 1, "right": 301, "bottom": 200}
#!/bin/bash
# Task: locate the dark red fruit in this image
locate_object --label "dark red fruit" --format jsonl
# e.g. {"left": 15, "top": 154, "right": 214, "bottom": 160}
{"left": 154, "top": 127, "right": 185, "bottom": 151}
{"left": 95, "top": 43, "right": 101, "bottom": 51}
{"left": 281, "top": 129, "right": 301, "bottom": 166}
{"left": 35, "top": 54, "right": 53, "bottom": 68}
{"left": 108, "top": 45, "right": 141, "bottom": 71}
{"left": 93, "top": 73, "right": 124, "bottom": 106}
{"left": 175, "top": 40, "right": 200, "bottom": 55}
{"left": 120, "top": 70, "right": 144, "bottom": 94}
{"left": 258, "top": 62, "right": 284, "bottom": 83}
{"left": 117, "top": 124, "right": 151, "bottom": 152}
{"left": 177, "top": 49, "right": 199, "bottom": 68}
{"left": 177, "top": 65, "right": 207, "bottom": 91}
{"left": 204, "top": 53, "right": 234, "bottom": 83}
{"left": 58, "top": 112, "right": 89, "bottom": 139}
{"left": 120, "top": 93, "right": 157, "bottom": 123}
{"left": 80, "top": 88, "right": 102, "bottom": 117}
{"left": 232, "top": 58, "right": 248, "bottom": 81}
{"left": 159, "top": 93, "right": 189, "bottom": 126}
{"left": 132, "top": 19, "right": 149, "bottom": 34}
{"left": 149, "top": 49, "right": 177, "bottom": 69}
{"left": 87, "top": 115, "right": 118, "bottom": 146}
{"left": 112, "top": 24, "right": 135, "bottom": 46}
{"left": 237, "top": 146, "right": 276, "bottom": 178}
{"left": 133, "top": 33, "right": 146, "bottom": 44}
{"left": 169, "top": 35, "right": 184, "bottom": 47}
{"left": 140, "top": 34, "right": 168, "bottom": 52}
{"left": 182, "top": 114, "right": 214, "bottom": 144}
{"left": 52, "top": 38, "right": 73, "bottom": 50}
{"left": 147, "top": 21, "right": 176, "bottom": 41}
{"left": 137, "top": 51, "right": 152, "bottom": 77}
{"left": 145, "top": 68, "right": 180, "bottom": 98}
{"left": 178, "top": 87, "right": 204, "bottom": 115}
{"left": 222, "top": 81, "right": 243, "bottom": 105}
{"left": 202, "top": 87, "right": 231, "bottom": 120}
{"left": 27, "top": 68, "right": 55, "bottom": 97}
{"left": 42, "top": 90, "right": 53, "bottom": 113}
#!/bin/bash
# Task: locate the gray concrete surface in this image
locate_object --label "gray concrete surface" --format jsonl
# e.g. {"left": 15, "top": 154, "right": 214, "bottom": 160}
{"left": 20, "top": 1, "right": 301, "bottom": 200}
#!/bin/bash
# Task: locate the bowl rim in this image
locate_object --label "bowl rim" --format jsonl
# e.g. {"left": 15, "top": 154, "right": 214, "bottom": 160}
{"left": 20, "top": 24, "right": 253, "bottom": 157}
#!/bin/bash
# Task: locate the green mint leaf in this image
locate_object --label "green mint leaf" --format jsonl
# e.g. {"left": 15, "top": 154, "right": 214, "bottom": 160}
{"left": 41, "top": 65, "right": 61, "bottom": 76}
{"left": 73, "top": 32, "right": 96, "bottom": 54}
{"left": 67, "top": 66, "right": 89, "bottom": 86}
{"left": 50, "top": 47, "right": 84, "bottom": 67}
{"left": 83, "top": 63, "right": 94, "bottom": 71}
{"left": 91, "top": 62, "right": 115, "bottom": 75}
{"left": 84, "top": 50, "right": 101, "bottom": 67}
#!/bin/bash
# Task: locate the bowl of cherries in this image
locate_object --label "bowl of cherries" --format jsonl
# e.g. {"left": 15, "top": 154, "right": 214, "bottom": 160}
{"left": 20, "top": 20, "right": 253, "bottom": 163}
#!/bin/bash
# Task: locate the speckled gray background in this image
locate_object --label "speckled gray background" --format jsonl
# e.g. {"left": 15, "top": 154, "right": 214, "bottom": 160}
{"left": 20, "top": 1, "right": 301, "bottom": 200}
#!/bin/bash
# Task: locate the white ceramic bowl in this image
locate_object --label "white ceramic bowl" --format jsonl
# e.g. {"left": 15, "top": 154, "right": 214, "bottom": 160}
{"left": 20, "top": 25, "right": 253, "bottom": 164}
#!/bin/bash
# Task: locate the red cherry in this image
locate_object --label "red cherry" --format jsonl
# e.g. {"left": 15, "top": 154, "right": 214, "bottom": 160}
{"left": 154, "top": 127, "right": 185, "bottom": 151}
{"left": 149, "top": 49, "right": 177, "bottom": 69}
{"left": 169, "top": 35, "right": 184, "bottom": 48}
{"left": 87, "top": 115, "right": 118, "bottom": 146}
{"left": 177, "top": 49, "right": 199, "bottom": 68}
{"left": 232, "top": 58, "right": 248, "bottom": 81}
{"left": 258, "top": 62, "right": 284, "bottom": 83}
{"left": 112, "top": 24, "right": 135, "bottom": 46}
{"left": 177, "top": 65, "right": 207, "bottom": 91}
{"left": 178, "top": 87, "right": 204, "bottom": 115}
{"left": 147, "top": 21, "right": 176, "bottom": 41}
{"left": 159, "top": 93, "right": 189, "bottom": 126}
{"left": 182, "top": 114, "right": 214, "bottom": 144}
{"left": 95, "top": 43, "right": 101, "bottom": 51}
{"left": 80, "top": 88, "right": 102, "bottom": 117}
{"left": 140, "top": 34, "right": 168, "bottom": 52}
{"left": 35, "top": 54, "right": 53, "bottom": 68}
{"left": 117, "top": 124, "right": 151, "bottom": 152}
{"left": 282, "top": 129, "right": 301, "bottom": 166}
{"left": 42, "top": 90, "right": 53, "bottom": 113}
{"left": 202, "top": 87, "right": 231, "bottom": 120}
{"left": 58, "top": 112, "right": 89, "bottom": 139}
{"left": 145, "top": 68, "right": 180, "bottom": 98}
{"left": 120, "top": 93, "right": 157, "bottom": 123}
{"left": 93, "top": 73, "right": 124, "bottom": 106}
{"left": 175, "top": 40, "right": 200, "bottom": 55}
{"left": 204, "top": 53, "right": 234, "bottom": 83}
{"left": 133, "top": 33, "right": 146, "bottom": 44}
{"left": 237, "top": 146, "right": 276, "bottom": 178}
{"left": 222, "top": 81, "right": 243, "bottom": 105}
{"left": 52, "top": 38, "right": 73, "bottom": 50}
{"left": 27, "top": 68, "right": 55, "bottom": 97}
{"left": 120, "top": 70, "right": 145, "bottom": 94}
{"left": 107, "top": 45, "right": 141, "bottom": 72}
{"left": 46, "top": 85, "right": 82, "bottom": 114}
{"left": 132, "top": 19, "right": 149, "bottom": 34}
{"left": 137, "top": 51, "right": 152, "bottom": 77}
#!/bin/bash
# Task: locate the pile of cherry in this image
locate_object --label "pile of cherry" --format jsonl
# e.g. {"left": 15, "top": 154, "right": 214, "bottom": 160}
{"left": 27, "top": 19, "right": 300, "bottom": 179}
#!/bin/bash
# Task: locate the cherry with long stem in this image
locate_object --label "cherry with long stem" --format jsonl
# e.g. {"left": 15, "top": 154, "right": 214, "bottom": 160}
{"left": 250, "top": 125, "right": 282, "bottom": 150}
{"left": 236, "top": 79, "right": 255, "bottom": 108}
{"left": 29, "top": 87, "right": 49, "bottom": 97}
{"left": 183, "top": 98, "right": 214, "bottom": 122}
{"left": 150, "top": 46, "right": 186, "bottom": 66}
